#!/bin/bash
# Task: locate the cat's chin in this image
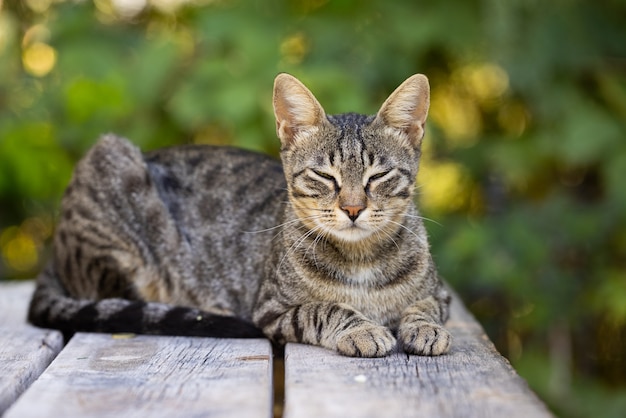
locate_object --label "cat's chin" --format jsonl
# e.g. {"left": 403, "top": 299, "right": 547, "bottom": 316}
{"left": 331, "top": 226, "right": 375, "bottom": 243}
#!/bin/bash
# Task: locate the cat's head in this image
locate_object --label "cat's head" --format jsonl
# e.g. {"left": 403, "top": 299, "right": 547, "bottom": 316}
{"left": 273, "top": 73, "right": 429, "bottom": 243}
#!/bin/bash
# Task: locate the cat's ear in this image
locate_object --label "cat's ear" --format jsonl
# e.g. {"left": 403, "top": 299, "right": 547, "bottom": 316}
{"left": 273, "top": 73, "right": 326, "bottom": 147}
{"left": 375, "top": 74, "right": 430, "bottom": 147}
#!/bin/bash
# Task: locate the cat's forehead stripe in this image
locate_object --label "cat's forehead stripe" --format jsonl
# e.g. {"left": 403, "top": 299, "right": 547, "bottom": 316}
{"left": 327, "top": 113, "right": 374, "bottom": 166}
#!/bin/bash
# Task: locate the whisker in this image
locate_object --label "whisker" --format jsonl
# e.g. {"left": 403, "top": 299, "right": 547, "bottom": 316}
{"left": 277, "top": 223, "right": 327, "bottom": 272}
{"left": 297, "top": 206, "right": 333, "bottom": 213}
{"left": 387, "top": 220, "right": 425, "bottom": 242}
{"left": 304, "top": 230, "right": 326, "bottom": 270}
{"left": 371, "top": 208, "right": 442, "bottom": 227}
{"left": 373, "top": 226, "right": 401, "bottom": 252}
{"left": 242, "top": 214, "right": 325, "bottom": 234}
{"left": 402, "top": 213, "right": 443, "bottom": 226}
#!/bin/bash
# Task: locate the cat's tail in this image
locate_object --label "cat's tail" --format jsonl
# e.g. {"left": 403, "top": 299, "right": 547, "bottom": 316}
{"left": 27, "top": 263, "right": 265, "bottom": 341}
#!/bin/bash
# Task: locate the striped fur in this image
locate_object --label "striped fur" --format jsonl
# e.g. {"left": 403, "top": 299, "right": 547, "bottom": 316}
{"left": 28, "top": 73, "right": 451, "bottom": 357}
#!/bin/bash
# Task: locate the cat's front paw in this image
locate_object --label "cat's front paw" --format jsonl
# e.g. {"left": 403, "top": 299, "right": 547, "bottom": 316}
{"left": 399, "top": 322, "right": 451, "bottom": 356}
{"left": 336, "top": 323, "right": 396, "bottom": 357}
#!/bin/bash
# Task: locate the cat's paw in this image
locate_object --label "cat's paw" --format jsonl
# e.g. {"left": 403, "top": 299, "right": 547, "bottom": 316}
{"left": 399, "top": 322, "right": 451, "bottom": 356}
{"left": 336, "top": 323, "right": 396, "bottom": 357}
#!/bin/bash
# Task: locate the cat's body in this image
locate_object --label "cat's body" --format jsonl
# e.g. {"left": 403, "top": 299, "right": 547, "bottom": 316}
{"left": 29, "top": 74, "right": 451, "bottom": 357}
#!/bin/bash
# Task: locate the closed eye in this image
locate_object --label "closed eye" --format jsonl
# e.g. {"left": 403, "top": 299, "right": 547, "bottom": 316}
{"left": 312, "top": 169, "right": 336, "bottom": 182}
{"left": 367, "top": 170, "right": 391, "bottom": 184}
{"left": 310, "top": 169, "right": 340, "bottom": 192}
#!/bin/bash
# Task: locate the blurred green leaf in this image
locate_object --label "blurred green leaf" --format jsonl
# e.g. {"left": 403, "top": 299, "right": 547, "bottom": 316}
{"left": 64, "top": 76, "right": 133, "bottom": 123}
{"left": 558, "top": 94, "right": 622, "bottom": 165}
{"left": 0, "top": 122, "right": 72, "bottom": 199}
{"left": 593, "top": 270, "right": 626, "bottom": 323}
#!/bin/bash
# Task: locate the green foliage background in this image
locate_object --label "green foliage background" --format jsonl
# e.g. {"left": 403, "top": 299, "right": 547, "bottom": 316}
{"left": 0, "top": 0, "right": 625, "bottom": 415}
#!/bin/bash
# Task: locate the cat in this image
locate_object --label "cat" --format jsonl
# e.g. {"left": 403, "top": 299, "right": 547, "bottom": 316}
{"left": 28, "top": 73, "right": 451, "bottom": 357}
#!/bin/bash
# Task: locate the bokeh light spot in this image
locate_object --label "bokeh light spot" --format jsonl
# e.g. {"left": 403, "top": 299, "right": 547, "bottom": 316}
{"left": 430, "top": 86, "right": 481, "bottom": 146}
{"left": 459, "top": 63, "right": 509, "bottom": 103}
{"left": 418, "top": 160, "right": 470, "bottom": 213}
{"left": 0, "top": 227, "right": 39, "bottom": 272}
{"left": 111, "top": 0, "right": 147, "bottom": 18}
{"left": 280, "top": 32, "right": 309, "bottom": 65}
{"left": 25, "top": 0, "right": 53, "bottom": 14}
{"left": 22, "top": 42, "right": 57, "bottom": 77}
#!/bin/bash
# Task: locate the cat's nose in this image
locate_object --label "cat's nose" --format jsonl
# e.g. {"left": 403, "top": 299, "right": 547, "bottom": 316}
{"left": 340, "top": 204, "right": 365, "bottom": 222}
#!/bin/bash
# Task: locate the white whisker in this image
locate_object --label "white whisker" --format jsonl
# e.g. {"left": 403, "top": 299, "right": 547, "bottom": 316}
{"left": 387, "top": 219, "right": 425, "bottom": 243}
{"left": 277, "top": 222, "right": 327, "bottom": 273}
{"left": 242, "top": 214, "right": 324, "bottom": 234}
{"left": 373, "top": 225, "right": 401, "bottom": 252}
{"left": 402, "top": 213, "right": 442, "bottom": 226}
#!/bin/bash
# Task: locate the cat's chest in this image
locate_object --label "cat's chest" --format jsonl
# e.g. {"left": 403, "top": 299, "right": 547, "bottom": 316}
{"left": 308, "top": 267, "right": 419, "bottom": 327}
{"left": 344, "top": 267, "right": 380, "bottom": 287}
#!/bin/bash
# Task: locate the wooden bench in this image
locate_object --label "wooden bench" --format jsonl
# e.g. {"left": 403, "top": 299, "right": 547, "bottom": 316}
{"left": 1, "top": 281, "right": 552, "bottom": 417}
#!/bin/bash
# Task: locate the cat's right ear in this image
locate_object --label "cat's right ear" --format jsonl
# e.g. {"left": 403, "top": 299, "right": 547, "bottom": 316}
{"left": 273, "top": 73, "right": 326, "bottom": 148}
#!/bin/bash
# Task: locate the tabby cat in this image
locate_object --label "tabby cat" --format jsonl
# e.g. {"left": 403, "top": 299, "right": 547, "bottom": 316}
{"left": 28, "top": 73, "right": 451, "bottom": 357}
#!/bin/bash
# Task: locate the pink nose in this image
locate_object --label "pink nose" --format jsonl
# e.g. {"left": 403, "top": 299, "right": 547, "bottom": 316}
{"left": 340, "top": 205, "right": 365, "bottom": 222}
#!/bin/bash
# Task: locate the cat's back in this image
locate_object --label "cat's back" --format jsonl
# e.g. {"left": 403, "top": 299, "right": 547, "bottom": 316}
{"left": 58, "top": 135, "right": 287, "bottom": 307}
{"left": 70, "top": 135, "right": 287, "bottom": 226}
{"left": 143, "top": 143, "right": 286, "bottom": 225}
{"left": 142, "top": 143, "right": 288, "bottom": 280}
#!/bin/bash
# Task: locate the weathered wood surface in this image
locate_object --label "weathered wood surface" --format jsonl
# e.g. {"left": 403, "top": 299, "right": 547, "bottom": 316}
{"left": 0, "top": 281, "right": 64, "bottom": 414}
{"left": 0, "top": 326, "right": 64, "bottom": 415}
{"left": 5, "top": 333, "right": 273, "bottom": 418}
{"left": 1, "top": 280, "right": 550, "bottom": 418}
{"left": 283, "top": 294, "right": 553, "bottom": 418}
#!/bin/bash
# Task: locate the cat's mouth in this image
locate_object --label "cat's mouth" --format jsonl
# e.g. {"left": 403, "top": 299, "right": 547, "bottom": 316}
{"left": 332, "top": 223, "right": 373, "bottom": 242}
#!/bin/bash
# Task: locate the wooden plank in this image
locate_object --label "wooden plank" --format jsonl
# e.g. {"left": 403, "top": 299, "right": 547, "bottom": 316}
{"left": 0, "top": 326, "right": 64, "bottom": 414}
{"left": 283, "top": 295, "right": 553, "bottom": 418}
{"left": 4, "top": 333, "right": 273, "bottom": 418}
{"left": 0, "top": 281, "right": 64, "bottom": 414}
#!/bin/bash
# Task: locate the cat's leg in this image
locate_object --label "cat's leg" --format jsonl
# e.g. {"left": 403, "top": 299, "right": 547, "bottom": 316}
{"left": 255, "top": 302, "right": 397, "bottom": 357}
{"left": 397, "top": 296, "right": 452, "bottom": 356}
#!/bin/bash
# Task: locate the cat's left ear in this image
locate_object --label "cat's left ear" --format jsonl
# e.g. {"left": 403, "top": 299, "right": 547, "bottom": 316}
{"left": 273, "top": 73, "right": 327, "bottom": 148}
{"left": 375, "top": 74, "right": 430, "bottom": 148}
